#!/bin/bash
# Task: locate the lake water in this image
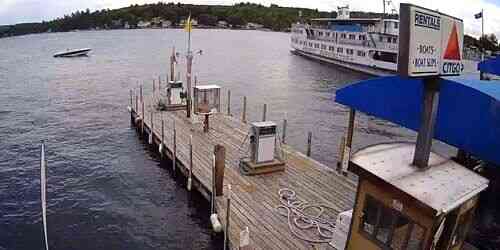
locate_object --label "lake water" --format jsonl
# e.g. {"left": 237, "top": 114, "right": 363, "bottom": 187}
{"left": 0, "top": 29, "right": 496, "bottom": 249}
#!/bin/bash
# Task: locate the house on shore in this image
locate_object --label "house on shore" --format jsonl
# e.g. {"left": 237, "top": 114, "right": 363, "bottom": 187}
{"left": 161, "top": 20, "right": 172, "bottom": 28}
{"left": 217, "top": 20, "right": 228, "bottom": 28}
{"left": 246, "top": 22, "right": 264, "bottom": 29}
{"left": 137, "top": 20, "right": 151, "bottom": 29}
{"left": 179, "top": 18, "right": 198, "bottom": 27}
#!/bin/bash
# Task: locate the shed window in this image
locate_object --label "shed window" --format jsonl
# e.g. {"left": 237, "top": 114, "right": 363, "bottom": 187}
{"left": 360, "top": 195, "right": 425, "bottom": 250}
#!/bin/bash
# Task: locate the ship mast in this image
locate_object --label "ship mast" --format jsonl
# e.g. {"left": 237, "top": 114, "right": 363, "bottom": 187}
{"left": 382, "top": 0, "right": 386, "bottom": 33}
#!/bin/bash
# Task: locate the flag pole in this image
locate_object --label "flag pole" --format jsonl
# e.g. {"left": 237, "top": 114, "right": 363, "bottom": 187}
{"left": 482, "top": 9, "right": 484, "bottom": 61}
{"left": 186, "top": 14, "right": 193, "bottom": 118}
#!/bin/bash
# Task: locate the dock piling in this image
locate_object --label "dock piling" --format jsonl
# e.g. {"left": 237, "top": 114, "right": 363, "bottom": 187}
{"left": 129, "top": 89, "right": 133, "bottom": 109}
{"left": 188, "top": 135, "right": 193, "bottom": 191}
{"left": 224, "top": 185, "right": 231, "bottom": 250}
{"left": 140, "top": 84, "right": 143, "bottom": 103}
{"left": 262, "top": 104, "right": 267, "bottom": 121}
{"left": 160, "top": 119, "right": 164, "bottom": 154}
{"left": 210, "top": 151, "right": 222, "bottom": 233}
{"left": 339, "top": 109, "right": 356, "bottom": 174}
{"left": 306, "top": 132, "right": 312, "bottom": 157}
{"left": 227, "top": 90, "right": 231, "bottom": 116}
{"left": 149, "top": 111, "right": 153, "bottom": 144}
{"left": 214, "top": 145, "right": 226, "bottom": 196}
{"left": 282, "top": 113, "right": 287, "bottom": 144}
{"left": 203, "top": 114, "right": 210, "bottom": 133}
{"left": 242, "top": 96, "right": 247, "bottom": 123}
{"left": 141, "top": 87, "right": 145, "bottom": 135}
{"left": 173, "top": 120, "right": 177, "bottom": 174}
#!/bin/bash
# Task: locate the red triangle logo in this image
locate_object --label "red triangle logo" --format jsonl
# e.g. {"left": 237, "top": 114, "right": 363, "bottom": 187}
{"left": 443, "top": 23, "right": 461, "bottom": 60}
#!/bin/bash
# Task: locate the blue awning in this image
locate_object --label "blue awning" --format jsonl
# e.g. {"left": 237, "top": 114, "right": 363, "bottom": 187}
{"left": 335, "top": 76, "right": 500, "bottom": 165}
{"left": 478, "top": 56, "right": 500, "bottom": 76}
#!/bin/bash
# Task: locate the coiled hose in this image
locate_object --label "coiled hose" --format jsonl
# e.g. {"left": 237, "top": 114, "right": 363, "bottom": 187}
{"left": 276, "top": 188, "right": 337, "bottom": 243}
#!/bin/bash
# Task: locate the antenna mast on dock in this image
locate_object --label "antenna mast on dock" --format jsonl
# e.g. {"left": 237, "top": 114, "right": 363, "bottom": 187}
{"left": 184, "top": 14, "right": 194, "bottom": 118}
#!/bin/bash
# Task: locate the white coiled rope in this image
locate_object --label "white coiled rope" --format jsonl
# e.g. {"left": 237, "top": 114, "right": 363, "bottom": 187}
{"left": 276, "top": 188, "right": 337, "bottom": 243}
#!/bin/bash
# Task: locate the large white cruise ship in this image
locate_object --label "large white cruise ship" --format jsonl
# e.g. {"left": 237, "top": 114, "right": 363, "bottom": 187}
{"left": 291, "top": 5, "right": 399, "bottom": 76}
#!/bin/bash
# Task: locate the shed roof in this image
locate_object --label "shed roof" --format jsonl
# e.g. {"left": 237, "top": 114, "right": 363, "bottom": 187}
{"left": 351, "top": 142, "right": 489, "bottom": 215}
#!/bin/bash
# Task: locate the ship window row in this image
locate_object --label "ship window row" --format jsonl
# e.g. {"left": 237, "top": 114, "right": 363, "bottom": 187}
{"left": 379, "top": 36, "right": 398, "bottom": 44}
{"left": 292, "top": 28, "right": 304, "bottom": 34}
{"left": 314, "top": 30, "right": 368, "bottom": 41}
{"left": 303, "top": 42, "right": 367, "bottom": 57}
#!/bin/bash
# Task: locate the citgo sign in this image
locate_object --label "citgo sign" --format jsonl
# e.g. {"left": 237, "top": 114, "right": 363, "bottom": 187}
{"left": 398, "top": 4, "right": 464, "bottom": 77}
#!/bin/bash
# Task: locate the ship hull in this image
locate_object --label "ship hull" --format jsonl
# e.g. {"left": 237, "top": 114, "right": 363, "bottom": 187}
{"left": 291, "top": 49, "right": 395, "bottom": 77}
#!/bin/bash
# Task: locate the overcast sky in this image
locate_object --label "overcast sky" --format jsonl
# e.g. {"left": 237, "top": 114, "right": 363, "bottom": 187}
{"left": 1, "top": 0, "right": 499, "bottom": 37}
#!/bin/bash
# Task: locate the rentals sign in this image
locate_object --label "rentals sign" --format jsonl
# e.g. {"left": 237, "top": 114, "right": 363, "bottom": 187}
{"left": 398, "top": 4, "right": 464, "bottom": 77}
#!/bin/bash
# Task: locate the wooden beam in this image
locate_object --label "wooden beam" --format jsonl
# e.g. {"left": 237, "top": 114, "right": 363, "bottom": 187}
{"left": 262, "top": 104, "right": 267, "bottom": 121}
{"left": 282, "top": 113, "right": 287, "bottom": 144}
{"left": 227, "top": 90, "right": 231, "bottom": 116}
{"left": 413, "top": 77, "right": 440, "bottom": 168}
{"left": 242, "top": 96, "right": 247, "bottom": 123}
{"left": 214, "top": 145, "right": 226, "bottom": 196}
{"left": 306, "top": 132, "right": 312, "bottom": 157}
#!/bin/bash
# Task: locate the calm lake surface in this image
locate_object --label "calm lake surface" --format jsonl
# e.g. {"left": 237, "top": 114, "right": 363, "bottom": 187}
{"left": 0, "top": 29, "right": 496, "bottom": 249}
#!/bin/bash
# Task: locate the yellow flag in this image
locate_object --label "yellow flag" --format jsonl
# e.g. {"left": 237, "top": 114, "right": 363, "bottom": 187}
{"left": 184, "top": 15, "right": 192, "bottom": 32}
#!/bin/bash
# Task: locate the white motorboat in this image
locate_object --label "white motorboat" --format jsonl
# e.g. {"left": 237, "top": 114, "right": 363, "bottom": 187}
{"left": 53, "top": 48, "right": 91, "bottom": 58}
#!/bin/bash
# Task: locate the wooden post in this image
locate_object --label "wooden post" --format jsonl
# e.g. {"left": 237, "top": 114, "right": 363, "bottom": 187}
{"left": 149, "top": 111, "right": 154, "bottom": 144}
{"left": 227, "top": 90, "right": 231, "bottom": 116}
{"left": 337, "top": 136, "right": 346, "bottom": 172}
{"left": 214, "top": 145, "right": 225, "bottom": 196}
{"left": 413, "top": 77, "right": 440, "bottom": 168}
{"left": 173, "top": 120, "right": 177, "bottom": 173}
{"left": 262, "top": 104, "right": 267, "bottom": 121}
{"left": 170, "top": 47, "right": 175, "bottom": 82}
{"left": 242, "top": 96, "right": 247, "bottom": 123}
{"left": 282, "top": 113, "right": 287, "bottom": 144}
{"left": 141, "top": 92, "right": 145, "bottom": 135}
{"left": 224, "top": 185, "right": 231, "bottom": 250}
{"left": 339, "top": 109, "right": 356, "bottom": 173}
{"left": 158, "top": 75, "right": 161, "bottom": 90}
{"left": 186, "top": 52, "right": 193, "bottom": 118}
{"left": 306, "top": 132, "right": 312, "bottom": 157}
{"left": 188, "top": 135, "right": 193, "bottom": 191}
{"left": 135, "top": 92, "right": 138, "bottom": 114}
{"left": 204, "top": 114, "right": 210, "bottom": 133}
{"left": 140, "top": 84, "right": 143, "bottom": 103}
{"left": 160, "top": 119, "right": 164, "bottom": 154}
{"left": 129, "top": 89, "right": 133, "bottom": 109}
{"left": 130, "top": 90, "right": 134, "bottom": 123}
{"left": 153, "top": 79, "right": 156, "bottom": 94}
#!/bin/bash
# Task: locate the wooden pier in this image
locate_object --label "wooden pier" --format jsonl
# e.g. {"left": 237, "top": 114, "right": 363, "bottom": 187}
{"left": 128, "top": 87, "right": 357, "bottom": 249}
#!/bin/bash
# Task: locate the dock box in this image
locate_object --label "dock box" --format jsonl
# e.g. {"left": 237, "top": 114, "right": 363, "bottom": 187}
{"left": 193, "top": 85, "right": 221, "bottom": 114}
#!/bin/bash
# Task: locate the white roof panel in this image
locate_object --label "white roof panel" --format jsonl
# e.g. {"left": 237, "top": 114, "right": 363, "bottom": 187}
{"left": 351, "top": 142, "right": 489, "bottom": 215}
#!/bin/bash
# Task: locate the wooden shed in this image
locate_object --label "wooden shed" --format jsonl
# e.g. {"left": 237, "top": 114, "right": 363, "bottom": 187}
{"left": 346, "top": 142, "right": 488, "bottom": 250}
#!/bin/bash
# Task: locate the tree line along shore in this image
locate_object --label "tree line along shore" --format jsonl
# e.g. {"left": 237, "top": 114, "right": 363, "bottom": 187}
{"left": 0, "top": 1, "right": 497, "bottom": 52}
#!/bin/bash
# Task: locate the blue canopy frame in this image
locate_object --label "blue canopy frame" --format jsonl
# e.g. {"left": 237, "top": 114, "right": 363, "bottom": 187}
{"left": 335, "top": 76, "right": 500, "bottom": 165}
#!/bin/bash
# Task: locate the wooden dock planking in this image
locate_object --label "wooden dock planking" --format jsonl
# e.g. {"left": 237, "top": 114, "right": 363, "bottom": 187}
{"left": 131, "top": 96, "right": 357, "bottom": 249}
